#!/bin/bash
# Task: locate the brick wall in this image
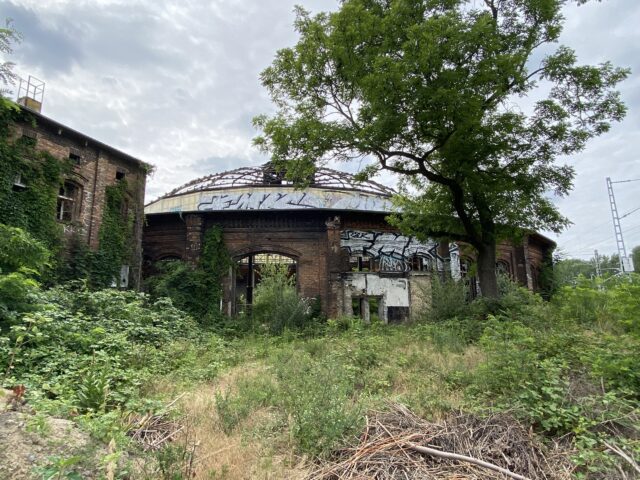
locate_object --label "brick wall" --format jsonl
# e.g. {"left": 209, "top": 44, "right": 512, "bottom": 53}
{"left": 14, "top": 113, "right": 148, "bottom": 287}
{"left": 142, "top": 210, "right": 555, "bottom": 316}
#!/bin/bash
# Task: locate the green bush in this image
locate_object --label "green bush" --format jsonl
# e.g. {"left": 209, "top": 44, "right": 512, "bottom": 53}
{"left": 145, "top": 226, "right": 230, "bottom": 327}
{"left": 0, "top": 285, "right": 203, "bottom": 414}
{"left": 427, "top": 276, "right": 470, "bottom": 322}
{"left": 145, "top": 260, "right": 211, "bottom": 320}
{"left": 0, "top": 224, "right": 50, "bottom": 327}
{"left": 251, "top": 263, "right": 310, "bottom": 334}
{"left": 275, "top": 351, "right": 363, "bottom": 456}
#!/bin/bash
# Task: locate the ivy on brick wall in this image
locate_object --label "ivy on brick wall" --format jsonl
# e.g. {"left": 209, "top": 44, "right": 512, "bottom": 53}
{"left": 91, "top": 180, "right": 134, "bottom": 287}
{"left": 0, "top": 102, "right": 68, "bottom": 252}
{"left": 201, "top": 225, "right": 232, "bottom": 314}
{"left": 146, "top": 225, "right": 231, "bottom": 325}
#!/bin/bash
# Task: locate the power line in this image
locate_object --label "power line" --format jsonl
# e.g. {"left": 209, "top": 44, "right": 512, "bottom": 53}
{"left": 611, "top": 178, "right": 640, "bottom": 184}
{"left": 620, "top": 206, "right": 640, "bottom": 220}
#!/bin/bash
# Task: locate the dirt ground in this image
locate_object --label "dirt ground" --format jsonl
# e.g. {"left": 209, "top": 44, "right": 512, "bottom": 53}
{"left": 0, "top": 389, "right": 106, "bottom": 480}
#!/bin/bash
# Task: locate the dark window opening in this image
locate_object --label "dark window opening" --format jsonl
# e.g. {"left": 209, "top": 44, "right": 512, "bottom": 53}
{"left": 56, "top": 181, "right": 81, "bottom": 222}
{"left": 69, "top": 152, "right": 81, "bottom": 165}
{"left": 20, "top": 132, "right": 37, "bottom": 146}
{"left": 387, "top": 306, "right": 409, "bottom": 324}
{"left": 350, "top": 255, "right": 373, "bottom": 272}
{"left": 12, "top": 173, "right": 26, "bottom": 191}
{"left": 115, "top": 170, "right": 126, "bottom": 181}
{"left": 411, "top": 255, "right": 433, "bottom": 272}
{"left": 234, "top": 253, "right": 297, "bottom": 314}
{"left": 496, "top": 260, "right": 511, "bottom": 279}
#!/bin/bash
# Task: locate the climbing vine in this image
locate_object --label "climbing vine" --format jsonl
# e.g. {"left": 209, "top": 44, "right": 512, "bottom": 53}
{"left": 146, "top": 225, "right": 231, "bottom": 325}
{"left": 201, "top": 225, "right": 232, "bottom": 315}
{"left": 0, "top": 104, "right": 68, "bottom": 251}
{"left": 91, "top": 180, "right": 134, "bottom": 287}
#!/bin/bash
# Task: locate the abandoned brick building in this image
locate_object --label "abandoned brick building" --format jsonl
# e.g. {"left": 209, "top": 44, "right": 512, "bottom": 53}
{"left": 12, "top": 95, "right": 149, "bottom": 287}
{"left": 143, "top": 164, "right": 554, "bottom": 321}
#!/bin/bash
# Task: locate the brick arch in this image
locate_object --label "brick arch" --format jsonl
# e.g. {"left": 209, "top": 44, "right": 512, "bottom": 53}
{"left": 149, "top": 250, "right": 184, "bottom": 262}
{"left": 230, "top": 244, "right": 302, "bottom": 261}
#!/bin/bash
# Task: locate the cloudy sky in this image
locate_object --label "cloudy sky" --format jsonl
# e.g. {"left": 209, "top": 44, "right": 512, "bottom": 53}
{"left": 2, "top": 0, "right": 639, "bottom": 261}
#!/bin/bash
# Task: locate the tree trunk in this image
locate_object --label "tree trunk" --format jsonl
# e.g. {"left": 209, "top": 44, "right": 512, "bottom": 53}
{"left": 477, "top": 241, "right": 498, "bottom": 298}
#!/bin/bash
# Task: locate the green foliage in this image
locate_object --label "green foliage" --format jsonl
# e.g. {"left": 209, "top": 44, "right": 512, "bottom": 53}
{"left": 0, "top": 286, "right": 202, "bottom": 414}
{"left": 146, "top": 225, "right": 230, "bottom": 326}
{"left": 276, "top": 352, "right": 363, "bottom": 456}
{"left": 632, "top": 245, "right": 640, "bottom": 273}
{"left": 145, "top": 260, "right": 209, "bottom": 318}
{"left": 37, "top": 456, "right": 83, "bottom": 480}
{"left": 251, "top": 262, "right": 311, "bottom": 334}
{"left": 0, "top": 224, "right": 50, "bottom": 327}
{"left": 0, "top": 223, "right": 50, "bottom": 274}
{"left": 255, "top": 0, "right": 628, "bottom": 297}
{"left": 0, "top": 19, "right": 22, "bottom": 96}
{"left": 90, "top": 181, "right": 133, "bottom": 288}
{"left": 201, "top": 225, "right": 231, "bottom": 309}
{"left": 215, "top": 374, "right": 278, "bottom": 434}
{"left": 0, "top": 108, "right": 66, "bottom": 251}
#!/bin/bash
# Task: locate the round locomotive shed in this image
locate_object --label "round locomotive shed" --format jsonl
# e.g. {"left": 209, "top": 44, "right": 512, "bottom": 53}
{"left": 143, "top": 164, "right": 554, "bottom": 321}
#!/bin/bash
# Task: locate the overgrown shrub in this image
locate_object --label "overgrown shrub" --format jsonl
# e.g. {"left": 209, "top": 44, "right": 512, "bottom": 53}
{"left": 0, "top": 224, "right": 50, "bottom": 327}
{"left": 274, "top": 351, "right": 363, "bottom": 456}
{"left": 251, "top": 262, "right": 310, "bottom": 334}
{"left": 426, "top": 276, "right": 470, "bottom": 322}
{"left": 145, "top": 260, "right": 211, "bottom": 319}
{"left": 145, "top": 226, "right": 230, "bottom": 327}
{"left": 0, "top": 285, "right": 203, "bottom": 413}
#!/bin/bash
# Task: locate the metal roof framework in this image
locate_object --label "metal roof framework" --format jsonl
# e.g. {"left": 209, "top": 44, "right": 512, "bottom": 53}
{"left": 162, "top": 164, "right": 396, "bottom": 199}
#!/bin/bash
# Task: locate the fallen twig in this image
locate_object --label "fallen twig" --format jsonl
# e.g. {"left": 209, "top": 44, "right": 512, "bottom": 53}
{"left": 604, "top": 441, "right": 640, "bottom": 476}
{"left": 406, "top": 442, "right": 531, "bottom": 480}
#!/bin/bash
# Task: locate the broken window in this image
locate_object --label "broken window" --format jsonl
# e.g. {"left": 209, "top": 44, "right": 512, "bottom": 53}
{"left": 116, "top": 170, "right": 126, "bottom": 181}
{"left": 12, "top": 173, "right": 26, "bottom": 191}
{"left": 411, "top": 255, "right": 433, "bottom": 272}
{"left": 69, "top": 152, "right": 82, "bottom": 165}
{"left": 496, "top": 260, "right": 511, "bottom": 278}
{"left": 350, "top": 255, "right": 373, "bottom": 272}
{"left": 56, "top": 181, "right": 81, "bottom": 222}
{"left": 20, "top": 129, "right": 37, "bottom": 146}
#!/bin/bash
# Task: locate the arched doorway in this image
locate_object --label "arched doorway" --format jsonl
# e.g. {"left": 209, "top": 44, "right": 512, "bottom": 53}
{"left": 234, "top": 252, "right": 298, "bottom": 314}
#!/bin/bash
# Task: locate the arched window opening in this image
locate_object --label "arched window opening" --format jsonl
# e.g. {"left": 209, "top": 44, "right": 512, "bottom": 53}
{"left": 234, "top": 252, "right": 297, "bottom": 313}
{"left": 496, "top": 259, "right": 512, "bottom": 279}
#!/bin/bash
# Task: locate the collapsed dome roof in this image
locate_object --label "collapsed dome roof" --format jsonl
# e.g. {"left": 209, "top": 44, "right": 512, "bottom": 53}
{"left": 145, "top": 164, "right": 397, "bottom": 215}
{"left": 164, "top": 164, "right": 395, "bottom": 198}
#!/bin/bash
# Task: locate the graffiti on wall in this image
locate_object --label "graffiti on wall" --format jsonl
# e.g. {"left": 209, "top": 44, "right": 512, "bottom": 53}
{"left": 340, "top": 230, "right": 460, "bottom": 274}
{"left": 197, "top": 189, "right": 393, "bottom": 212}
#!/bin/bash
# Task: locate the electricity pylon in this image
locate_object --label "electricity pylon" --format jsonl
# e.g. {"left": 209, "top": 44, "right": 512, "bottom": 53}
{"left": 606, "top": 177, "right": 637, "bottom": 273}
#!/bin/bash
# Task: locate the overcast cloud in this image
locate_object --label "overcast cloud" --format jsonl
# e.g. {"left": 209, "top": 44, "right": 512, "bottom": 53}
{"left": 2, "top": 0, "right": 639, "bottom": 260}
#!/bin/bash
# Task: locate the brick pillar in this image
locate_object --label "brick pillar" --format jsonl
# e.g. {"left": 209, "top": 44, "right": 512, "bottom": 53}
{"left": 522, "top": 235, "right": 534, "bottom": 291}
{"left": 325, "top": 216, "right": 342, "bottom": 318}
{"left": 185, "top": 214, "right": 204, "bottom": 265}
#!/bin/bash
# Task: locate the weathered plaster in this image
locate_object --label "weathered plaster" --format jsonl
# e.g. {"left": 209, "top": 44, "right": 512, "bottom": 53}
{"left": 343, "top": 273, "right": 410, "bottom": 307}
{"left": 145, "top": 187, "right": 394, "bottom": 214}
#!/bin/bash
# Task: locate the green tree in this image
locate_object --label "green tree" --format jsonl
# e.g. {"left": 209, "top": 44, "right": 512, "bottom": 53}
{"left": 0, "top": 19, "right": 21, "bottom": 97}
{"left": 254, "top": 0, "right": 628, "bottom": 297}
{"left": 632, "top": 245, "right": 640, "bottom": 273}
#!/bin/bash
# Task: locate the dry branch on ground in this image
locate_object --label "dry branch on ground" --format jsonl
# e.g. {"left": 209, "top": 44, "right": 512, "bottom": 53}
{"left": 308, "top": 403, "right": 575, "bottom": 480}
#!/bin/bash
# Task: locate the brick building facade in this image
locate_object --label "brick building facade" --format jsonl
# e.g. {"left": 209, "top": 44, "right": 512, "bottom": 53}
{"left": 143, "top": 164, "right": 555, "bottom": 321}
{"left": 13, "top": 104, "right": 149, "bottom": 287}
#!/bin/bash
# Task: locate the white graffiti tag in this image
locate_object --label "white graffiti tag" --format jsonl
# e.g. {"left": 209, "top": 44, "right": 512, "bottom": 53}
{"left": 340, "top": 230, "right": 460, "bottom": 274}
